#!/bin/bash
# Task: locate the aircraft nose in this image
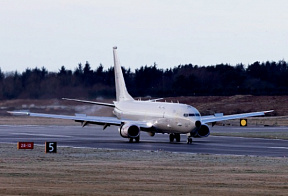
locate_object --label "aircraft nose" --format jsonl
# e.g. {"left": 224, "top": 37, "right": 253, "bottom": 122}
{"left": 195, "top": 120, "right": 201, "bottom": 128}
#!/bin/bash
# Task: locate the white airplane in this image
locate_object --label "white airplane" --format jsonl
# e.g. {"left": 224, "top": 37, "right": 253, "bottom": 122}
{"left": 9, "top": 47, "right": 273, "bottom": 144}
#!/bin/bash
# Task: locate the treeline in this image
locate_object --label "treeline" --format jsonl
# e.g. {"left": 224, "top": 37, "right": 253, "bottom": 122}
{"left": 0, "top": 60, "right": 288, "bottom": 99}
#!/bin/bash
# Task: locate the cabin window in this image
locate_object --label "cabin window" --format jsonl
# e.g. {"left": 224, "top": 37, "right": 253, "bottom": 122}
{"left": 184, "top": 113, "right": 200, "bottom": 117}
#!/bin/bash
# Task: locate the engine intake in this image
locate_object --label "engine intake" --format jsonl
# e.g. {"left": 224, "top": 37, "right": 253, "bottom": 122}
{"left": 191, "top": 124, "right": 210, "bottom": 138}
{"left": 119, "top": 123, "right": 140, "bottom": 138}
{"left": 195, "top": 120, "right": 201, "bottom": 128}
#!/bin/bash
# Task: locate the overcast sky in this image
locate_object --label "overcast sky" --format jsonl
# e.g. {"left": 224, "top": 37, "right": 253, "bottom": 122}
{"left": 0, "top": 0, "right": 287, "bottom": 72}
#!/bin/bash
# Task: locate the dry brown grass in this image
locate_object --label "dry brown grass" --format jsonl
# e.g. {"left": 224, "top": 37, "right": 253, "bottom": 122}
{"left": 0, "top": 144, "right": 287, "bottom": 196}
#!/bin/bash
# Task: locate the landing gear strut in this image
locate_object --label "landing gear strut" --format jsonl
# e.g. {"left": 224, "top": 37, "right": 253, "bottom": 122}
{"left": 187, "top": 137, "right": 193, "bottom": 144}
{"left": 169, "top": 133, "right": 181, "bottom": 143}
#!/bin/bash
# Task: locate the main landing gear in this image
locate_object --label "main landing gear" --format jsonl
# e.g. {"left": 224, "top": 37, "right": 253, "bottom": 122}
{"left": 169, "top": 133, "right": 193, "bottom": 144}
{"left": 129, "top": 136, "right": 140, "bottom": 143}
{"left": 169, "top": 133, "right": 181, "bottom": 143}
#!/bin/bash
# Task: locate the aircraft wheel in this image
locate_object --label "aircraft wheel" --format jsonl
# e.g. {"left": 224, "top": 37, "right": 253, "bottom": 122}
{"left": 187, "top": 137, "right": 192, "bottom": 144}
{"left": 169, "top": 134, "right": 175, "bottom": 142}
{"left": 175, "top": 134, "right": 181, "bottom": 142}
{"left": 129, "top": 138, "right": 134, "bottom": 143}
{"left": 135, "top": 136, "right": 140, "bottom": 143}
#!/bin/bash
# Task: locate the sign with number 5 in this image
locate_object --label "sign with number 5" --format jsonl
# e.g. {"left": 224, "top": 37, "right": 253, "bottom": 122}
{"left": 45, "top": 142, "right": 57, "bottom": 153}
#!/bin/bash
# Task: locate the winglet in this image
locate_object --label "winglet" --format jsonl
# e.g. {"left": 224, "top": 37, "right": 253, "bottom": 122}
{"left": 264, "top": 110, "right": 274, "bottom": 114}
{"left": 7, "top": 111, "right": 30, "bottom": 116}
{"left": 113, "top": 47, "right": 134, "bottom": 102}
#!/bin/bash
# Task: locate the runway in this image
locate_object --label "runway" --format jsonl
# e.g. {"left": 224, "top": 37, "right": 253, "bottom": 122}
{"left": 0, "top": 125, "right": 287, "bottom": 157}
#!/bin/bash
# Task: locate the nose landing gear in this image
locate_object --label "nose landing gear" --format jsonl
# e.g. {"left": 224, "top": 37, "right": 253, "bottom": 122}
{"left": 187, "top": 137, "right": 193, "bottom": 144}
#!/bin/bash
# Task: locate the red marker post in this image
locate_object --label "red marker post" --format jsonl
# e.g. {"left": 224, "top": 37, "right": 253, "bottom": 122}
{"left": 17, "top": 142, "right": 34, "bottom": 150}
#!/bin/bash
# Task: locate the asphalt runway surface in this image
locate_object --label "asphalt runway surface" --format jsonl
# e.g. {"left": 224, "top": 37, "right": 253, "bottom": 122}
{"left": 0, "top": 125, "right": 287, "bottom": 157}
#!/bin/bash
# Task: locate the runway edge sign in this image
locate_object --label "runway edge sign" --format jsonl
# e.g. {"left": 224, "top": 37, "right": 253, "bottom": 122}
{"left": 17, "top": 142, "right": 34, "bottom": 150}
{"left": 45, "top": 142, "right": 57, "bottom": 153}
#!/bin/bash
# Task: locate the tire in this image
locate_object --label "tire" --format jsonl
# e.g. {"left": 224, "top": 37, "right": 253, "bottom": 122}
{"left": 175, "top": 134, "right": 181, "bottom": 142}
{"left": 187, "top": 137, "right": 192, "bottom": 144}
{"left": 169, "top": 134, "right": 174, "bottom": 142}
{"left": 135, "top": 136, "right": 140, "bottom": 143}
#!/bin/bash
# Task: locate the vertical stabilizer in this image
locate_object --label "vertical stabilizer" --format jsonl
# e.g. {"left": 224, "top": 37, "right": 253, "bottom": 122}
{"left": 113, "top": 47, "right": 134, "bottom": 102}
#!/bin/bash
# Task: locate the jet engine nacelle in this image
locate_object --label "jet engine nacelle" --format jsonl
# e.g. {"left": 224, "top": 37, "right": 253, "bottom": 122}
{"left": 119, "top": 123, "right": 140, "bottom": 138}
{"left": 192, "top": 124, "right": 210, "bottom": 138}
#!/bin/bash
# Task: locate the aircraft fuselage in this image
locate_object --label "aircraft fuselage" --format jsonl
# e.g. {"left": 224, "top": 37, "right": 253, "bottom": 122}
{"left": 113, "top": 100, "right": 201, "bottom": 134}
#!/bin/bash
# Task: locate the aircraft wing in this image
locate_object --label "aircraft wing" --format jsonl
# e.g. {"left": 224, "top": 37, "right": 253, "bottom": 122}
{"left": 201, "top": 110, "right": 274, "bottom": 124}
{"left": 7, "top": 111, "right": 152, "bottom": 128}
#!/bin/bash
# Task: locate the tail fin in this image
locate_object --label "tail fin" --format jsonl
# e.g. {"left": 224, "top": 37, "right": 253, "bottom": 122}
{"left": 113, "top": 47, "right": 134, "bottom": 102}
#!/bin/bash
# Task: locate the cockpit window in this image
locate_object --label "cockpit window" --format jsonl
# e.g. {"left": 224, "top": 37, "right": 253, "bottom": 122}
{"left": 184, "top": 113, "right": 188, "bottom": 117}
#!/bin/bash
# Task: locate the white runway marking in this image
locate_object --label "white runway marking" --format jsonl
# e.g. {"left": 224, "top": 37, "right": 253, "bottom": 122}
{"left": 269, "top": 147, "right": 288, "bottom": 150}
{"left": 10, "top": 133, "right": 72, "bottom": 138}
{"left": 229, "top": 127, "right": 288, "bottom": 130}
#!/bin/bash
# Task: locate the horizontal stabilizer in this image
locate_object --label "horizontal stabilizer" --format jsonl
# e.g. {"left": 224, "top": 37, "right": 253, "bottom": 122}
{"left": 62, "top": 98, "right": 115, "bottom": 107}
{"left": 143, "top": 98, "right": 164, "bottom": 102}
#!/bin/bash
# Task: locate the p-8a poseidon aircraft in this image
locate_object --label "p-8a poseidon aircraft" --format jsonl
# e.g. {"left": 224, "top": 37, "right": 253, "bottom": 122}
{"left": 9, "top": 47, "right": 273, "bottom": 144}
